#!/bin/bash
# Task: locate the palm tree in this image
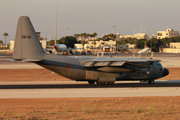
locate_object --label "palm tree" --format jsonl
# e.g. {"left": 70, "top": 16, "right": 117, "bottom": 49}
{"left": 85, "top": 33, "right": 90, "bottom": 41}
{"left": 92, "top": 32, "right": 97, "bottom": 50}
{"left": 74, "top": 34, "right": 80, "bottom": 41}
{"left": 0, "top": 40, "right": 3, "bottom": 50}
{"left": 3, "top": 33, "right": 9, "bottom": 51}
{"left": 93, "top": 32, "right": 97, "bottom": 41}
{"left": 90, "top": 34, "right": 94, "bottom": 40}
{"left": 82, "top": 33, "right": 86, "bottom": 41}
{"left": 80, "top": 33, "right": 87, "bottom": 49}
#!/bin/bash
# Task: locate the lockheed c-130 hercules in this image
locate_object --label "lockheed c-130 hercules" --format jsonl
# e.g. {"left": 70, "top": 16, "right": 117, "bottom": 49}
{"left": 12, "top": 16, "right": 169, "bottom": 85}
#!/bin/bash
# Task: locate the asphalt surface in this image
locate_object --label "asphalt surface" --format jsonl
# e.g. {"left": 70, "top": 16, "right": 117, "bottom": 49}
{"left": 0, "top": 80, "right": 180, "bottom": 98}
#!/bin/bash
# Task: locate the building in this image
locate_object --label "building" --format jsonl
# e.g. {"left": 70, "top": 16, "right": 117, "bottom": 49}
{"left": 157, "top": 28, "right": 179, "bottom": 39}
{"left": 119, "top": 33, "right": 156, "bottom": 40}
{"left": 160, "top": 42, "right": 180, "bottom": 53}
{"left": 74, "top": 40, "right": 116, "bottom": 52}
{"left": 10, "top": 41, "right": 15, "bottom": 53}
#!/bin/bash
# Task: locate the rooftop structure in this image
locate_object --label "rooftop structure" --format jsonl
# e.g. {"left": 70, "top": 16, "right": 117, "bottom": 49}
{"left": 157, "top": 28, "right": 179, "bottom": 39}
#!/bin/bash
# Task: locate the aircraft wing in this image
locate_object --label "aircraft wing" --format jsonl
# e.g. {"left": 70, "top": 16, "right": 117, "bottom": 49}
{"left": 84, "top": 57, "right": 160, "bottom": 67}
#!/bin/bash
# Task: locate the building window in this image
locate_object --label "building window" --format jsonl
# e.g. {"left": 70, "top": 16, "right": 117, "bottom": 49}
{"left": 166, "top": 33, "right": 168, "bottom": 35}
{"left": 158, "top": 33, "right": 162, "bottom": 36}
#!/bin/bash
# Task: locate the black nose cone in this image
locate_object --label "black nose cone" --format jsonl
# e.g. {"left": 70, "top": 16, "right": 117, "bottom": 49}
{"left": 163, "top": 68, "right": 169, "bottom": 77}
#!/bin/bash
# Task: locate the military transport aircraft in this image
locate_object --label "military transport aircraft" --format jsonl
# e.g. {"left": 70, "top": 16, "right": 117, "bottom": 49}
{"left": 12, "top": 16, "right": 169, "bottom": 85}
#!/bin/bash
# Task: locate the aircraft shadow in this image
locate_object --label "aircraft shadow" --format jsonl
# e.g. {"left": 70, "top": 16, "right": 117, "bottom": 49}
{"left": 1, "top": 82, "right": 180, "bottom": 89}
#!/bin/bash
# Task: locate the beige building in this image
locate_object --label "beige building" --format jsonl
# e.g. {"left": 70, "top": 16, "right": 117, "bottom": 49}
{"left": 9, "top": 40, "right": 47, "bottom": 53}
{"left": 74, "top": 40, "right": 116, "bottom": 52}
{"left": 160, "top": 42, "right": 180, "bottom": 53}
{"left": 10, "top": 41, "right": 15, "bottom": 53}
{"left": 120, "top": 33, "right": 156, "bottom": 40}
{"left": 157, "top": 28, "right": 179, "bottom": 39}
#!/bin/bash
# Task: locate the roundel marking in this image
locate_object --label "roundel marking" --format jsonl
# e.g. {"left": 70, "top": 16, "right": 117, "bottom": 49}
{"left": 66, "top": 64, "right": 70, "bottom": 69}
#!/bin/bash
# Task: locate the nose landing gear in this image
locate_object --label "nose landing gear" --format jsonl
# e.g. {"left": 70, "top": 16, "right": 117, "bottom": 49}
{"left": 148, "top": 79, "right": 154, "bottom": 84}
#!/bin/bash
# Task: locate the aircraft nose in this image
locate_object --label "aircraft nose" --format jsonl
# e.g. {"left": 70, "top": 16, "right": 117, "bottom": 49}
{"left": 53, "top": 45, "right": 57, "bottom": 49}
{"left": 163, "top": 68, "right": 169, "bottom": 77}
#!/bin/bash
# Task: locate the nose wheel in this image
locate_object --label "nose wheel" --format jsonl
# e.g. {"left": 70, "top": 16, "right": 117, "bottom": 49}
{"left": 88, "top": 81, "right": 95, "bottom": 85}
{"left": 148, "top": 79, "right": 154, "bottom": 84}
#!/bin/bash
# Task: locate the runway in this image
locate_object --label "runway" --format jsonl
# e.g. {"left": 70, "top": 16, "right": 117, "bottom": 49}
{"left": 1, "top": 80, "right": 180, "bottom": 98}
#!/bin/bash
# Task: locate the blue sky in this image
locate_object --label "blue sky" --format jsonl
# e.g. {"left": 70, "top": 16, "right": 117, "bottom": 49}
{"left": 1, "top": 0, "right": 180, "bottom": 43}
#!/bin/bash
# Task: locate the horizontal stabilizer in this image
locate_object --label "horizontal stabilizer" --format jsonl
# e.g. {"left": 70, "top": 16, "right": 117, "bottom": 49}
{"left": 21, "top": 59, "right": 44, "bottom": 62}
{"left": 6, "top": 58, "right": 16, "bottom": 62}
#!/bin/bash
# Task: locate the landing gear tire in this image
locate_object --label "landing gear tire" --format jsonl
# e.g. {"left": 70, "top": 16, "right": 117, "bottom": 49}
{"left": 96, "top": 81, "right": 105, "bottom": 85}
{"left": 107, "top": 82, "right": 114, "bottom": 85}
{"left": 148, "top": 79, "right": 154, "bottom": 84}
{"left": 88, "top": 81, "right": 95, "bottom": 85}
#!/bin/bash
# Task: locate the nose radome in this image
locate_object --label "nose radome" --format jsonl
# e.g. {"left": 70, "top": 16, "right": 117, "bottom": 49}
{"left": 163, "top": 68, "right": 169, "bottom": 77}
{"left": 53, "top": 45, "right": 57, "bottom": 49}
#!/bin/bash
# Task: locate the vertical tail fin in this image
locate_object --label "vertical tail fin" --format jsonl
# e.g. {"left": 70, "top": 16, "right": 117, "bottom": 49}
{"left": 12, "top": 16, "right": 45, "bottom": 61}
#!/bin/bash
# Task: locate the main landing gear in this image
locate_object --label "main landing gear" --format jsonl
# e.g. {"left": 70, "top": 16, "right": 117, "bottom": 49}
{"left": 88, "top": 81, "right": 114, "bottom": 85}
{"left": 148, "top": 79, "right": 154, "bottom": 84}
{"left": 88, "top": 81, "right": 95, "bottom": 85}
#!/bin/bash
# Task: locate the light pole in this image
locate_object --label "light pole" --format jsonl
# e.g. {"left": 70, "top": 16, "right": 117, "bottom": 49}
{"left": 151, "top": 35, "right": 153, "bottom": 52}
{"left": 66, "top": 28, "right": 69, "bottom": 36}
{"left": 113, "top": 26, "right": 116, "bottom": 34}
{"left": 54, "top": 0, "right": 57, "bottom": 45}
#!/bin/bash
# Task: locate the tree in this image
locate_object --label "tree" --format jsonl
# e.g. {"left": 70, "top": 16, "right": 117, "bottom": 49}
{"left": 85, "top": 33, "right": 90, "bottom": 40}
{"left": 103, "top": 34, "right": 116, "bottom": 41}
{"left": 48, "top": 39, "right": 61, "bottom": 46}
{"left": 90, "top": 34, "right": 94, "bottom": 40}
{"left": 93, "top": 41, "right": 96, "bottom": 48}
{"left": 0, "top": 40, "right": 3, "bottom": 50}
{"left": 3, "top": 33, "right": 9, "bottom": 51}
{"left": 48, "top": 40, "right": 55, "bottom": 46}
{"left": 161, "top": 37, "right": 170, "bottom": 45}
{"left": 80, "top": 33, "right": 87, "bottom": 48}
{"left": 96, "top": 38, "right": 102, "bottom": 41}
{"left": 74, "top": 34, "right": 80, "bottom": 41}
{"left": 117, "top": 39, "right": 127, "bottom": 45}
{"left": 93, "top": 32, "right": 97, "bottom": 41}
{"left": 136, "top": 39, "right": 147, "bottom": 49}
{"left": 147, "top": 38, "right": 163, "bottom": 52}
{"left": 59, "top": 36, "right": 77, "bottom": 48}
